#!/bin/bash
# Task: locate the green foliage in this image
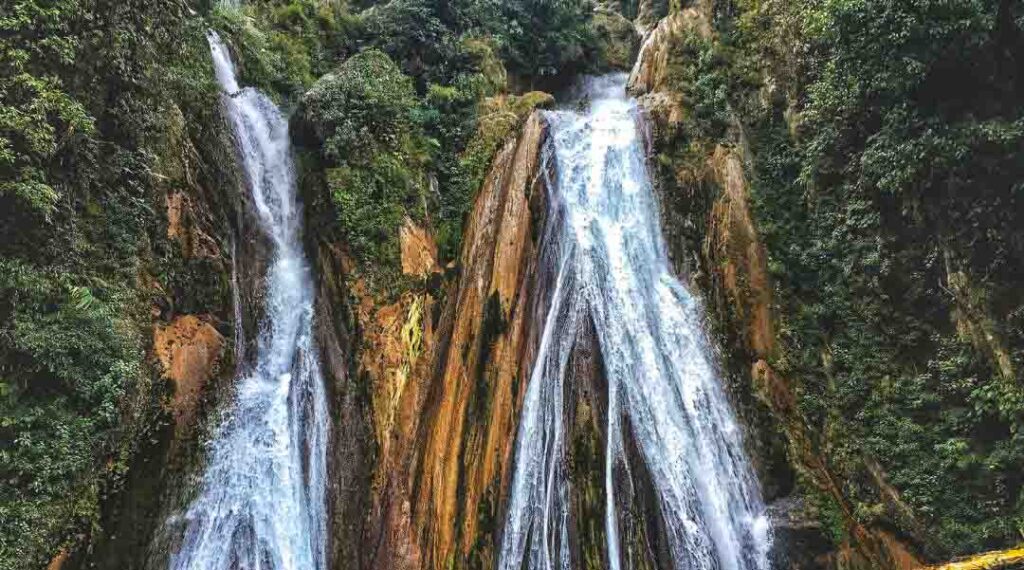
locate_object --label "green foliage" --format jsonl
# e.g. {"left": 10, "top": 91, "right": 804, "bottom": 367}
{"left": 667, "top": 34, "right": 733, "bottom": 142}
{"left": 676, "top": 0, "right": 1024, "bottom": 556}
{"left": 210, "top": 0, "right": 355, "bottom": 105}
{"left": 0, "top": 261, "right": 145, "bottom": 567}
{"left": 492, "top": 0, "right": 600, "bottom": 80}
{"left": 0, "top": 0, "right": 94, "bottom": 214}
{"left": 0, "top": 1, "right": 236, "bottom": 567}
{"left": 348, "top": 0, "right": 597, "bottom": 260}
{"left": 360, "top": 0, "right": 457, "bottom": 86}
{"left": 358, "top": 0, "right": 602, "bottom": 85}
{"left": 296, "top": 50, "right": 429, "bottom": 276}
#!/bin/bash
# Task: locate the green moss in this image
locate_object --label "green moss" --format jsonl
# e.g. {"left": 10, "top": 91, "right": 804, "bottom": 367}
{"left": 593, "top": 9, "right": 640, "bottom": 70}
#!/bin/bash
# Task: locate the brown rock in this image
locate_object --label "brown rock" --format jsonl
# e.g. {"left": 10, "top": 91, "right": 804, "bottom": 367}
{"left": 165, "top": 191, "right": 220, "bottom": 259}
{"left": 153, "top": 314, "right": 224, "bottom": 429}
{"left": 363, "top": 111, "right": 553, "bottom": 570}
{"left": 707, "top": 146, "right": 774, "bottom": 358}
{"left": 413, "top": 111, "right": 551, "bottom": 568}
{"left": 628, "top": 8, "right": 711, "bottom": 97}
{"left": 399, "top": 218, "right": 439, "bottom": 277}
{"left": 46, "top": 550, "right": 68, "bottom": 570}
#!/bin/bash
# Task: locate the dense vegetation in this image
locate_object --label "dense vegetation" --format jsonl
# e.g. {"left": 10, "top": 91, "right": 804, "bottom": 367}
{"left": 0, "top": 1, "right": 239, "bottom": 567}
{"left": 655, "top": 0, "right": 1024, "bottom": 558}
{"left": 213, "top": 0, "right": 619, "bottom": 280}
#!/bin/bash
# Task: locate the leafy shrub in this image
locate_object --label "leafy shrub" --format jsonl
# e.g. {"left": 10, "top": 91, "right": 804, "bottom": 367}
{"left": 493, "top": 0, "right": 600, "bottom": 81}
{"left": 295, "top": 50, "right": 429, "bottom": 274}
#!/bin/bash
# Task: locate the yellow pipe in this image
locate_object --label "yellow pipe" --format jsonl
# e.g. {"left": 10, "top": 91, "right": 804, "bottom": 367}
{"left": 926, "top": 546, "right": 1024, "bottom": 569}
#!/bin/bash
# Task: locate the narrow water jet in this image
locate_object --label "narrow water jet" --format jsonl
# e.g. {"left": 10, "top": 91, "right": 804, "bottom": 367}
{"left": 162, "top": 32, "right": 329, "bottom": 570}
{"left": 499, "top": 74, "right": 772, "bottom": 570}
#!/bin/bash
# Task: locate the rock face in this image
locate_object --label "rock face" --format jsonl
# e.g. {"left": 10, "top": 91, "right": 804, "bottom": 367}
{"left": 354, "top": 112, "right": 554, "bottom": 570}
{"left": 66, "top": 97, "right": 247, "bottom": 570}
{"left": 627, "top": 7, "right": 904, "bottom": 569}
{"left": 594, "top": 8, "right": 642, "bottom": 70}
{"left": 399, "top": 218, "right": 440, "bottom": 278}
{"left": 328, "top": 99, "right": 682, "bottom": 569}
{"left": 153, "top": 314, "right": 225, "bottom": 432}
{"left": 628, "top": 6, "right": 710, "bottom": 97}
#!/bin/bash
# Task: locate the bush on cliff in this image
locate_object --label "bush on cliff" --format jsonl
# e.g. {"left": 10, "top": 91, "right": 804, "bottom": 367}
{"left": 295, "top": 49, "right": 429, "bottom": 275}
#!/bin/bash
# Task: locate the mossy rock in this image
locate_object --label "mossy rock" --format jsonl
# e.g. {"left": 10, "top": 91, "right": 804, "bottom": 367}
{"left": 594, "top": 9, "right": 640, "bottom": 71}
{"left": 461, "top": 36, "right": 508, "bottom": 95}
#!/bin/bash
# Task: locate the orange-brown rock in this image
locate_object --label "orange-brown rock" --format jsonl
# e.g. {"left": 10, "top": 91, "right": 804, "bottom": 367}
{"left": 46, "top": 550, "right": 68, "bottom": 570}
{"left": 707, "top": 146, "right": 773, "bottom": 357}
{"left": 628, "top": 7, "right": 710, "bottom": 99}
{"left": 363, "top": 111, "right": 552, "bottom": 570}
{"left": 153, "top": 314, "right": 224, "bottom": 429}
{"left": 400, "top": 218, "right": 440, "bottom": 277}
{"left": 166, "top": 191, "right": 220, "bottom": 259}
{"left": 156, "top": 104, "right": 221, "bottom": 259}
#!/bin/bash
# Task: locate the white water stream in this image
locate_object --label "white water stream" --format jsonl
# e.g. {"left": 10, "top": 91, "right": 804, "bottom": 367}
{"left": 165, "top": 32, "right": 329, "bottom": 570}
{"left": 498, "top": 75, "right": 772, "bottom": 570}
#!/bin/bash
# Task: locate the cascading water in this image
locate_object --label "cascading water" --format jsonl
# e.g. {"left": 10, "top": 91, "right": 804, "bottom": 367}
{"left": 499, "top": 74, "right": 772, "bottom": 570}
{"left": 165, "top": 32, "right": 329, "bottom": 570}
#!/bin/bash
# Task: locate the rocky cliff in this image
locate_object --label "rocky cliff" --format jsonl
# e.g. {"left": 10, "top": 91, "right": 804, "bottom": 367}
{"left": 348, "top": 112, "right": 552, "bottom": 570}
{"left": 628, "top": 0, "right": 1024, "bottom": 567}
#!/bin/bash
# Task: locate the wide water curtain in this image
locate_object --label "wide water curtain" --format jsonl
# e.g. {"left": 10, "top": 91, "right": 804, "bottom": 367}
{"left": 499, "top": 75, "right": 772, "bottom": 570}
{"left": 165, "top": 32, "right": 330, "bottom": 570}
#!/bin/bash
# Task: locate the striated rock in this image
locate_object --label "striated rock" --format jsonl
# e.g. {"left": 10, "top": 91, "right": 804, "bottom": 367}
{"left": 362, "top": 111, "right": 553, "bottom": 570}
{"left": 166, "top": 190, "right": 220, "bottom": 259}
{"left": 412, "top": 111, "right": 552, "bottom": 569}
{"left": 564, "top": 317, "right": 612, "bottom": 568}
{"left": 766, "top": 496, "right": 834, "bottom": 569}
{"left": 628, "top": 8, "right": 710, "bottom": 98}
{"left": 633, "top": 0, "right": 668, "bottom": 35}
{"left": 308, "top": 239, "right": 371, "bottom": 570}
{"left": 707, "top": 146, "right": 773, "bottom": 358}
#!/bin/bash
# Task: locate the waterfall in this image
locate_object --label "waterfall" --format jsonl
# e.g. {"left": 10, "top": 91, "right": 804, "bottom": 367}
{"left": 164, "top": 32, "right": 329, "bottom": 570}
{"left": 498, "top": 74, "right": 772, "bottom": 570}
